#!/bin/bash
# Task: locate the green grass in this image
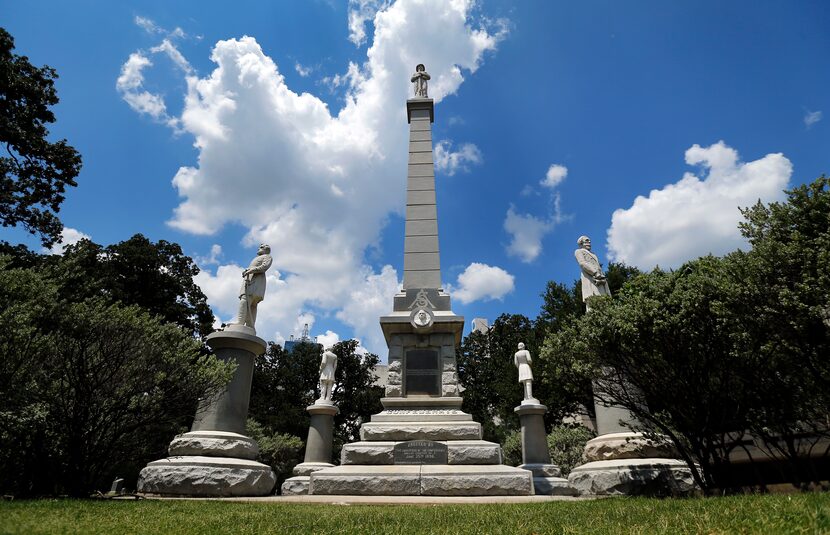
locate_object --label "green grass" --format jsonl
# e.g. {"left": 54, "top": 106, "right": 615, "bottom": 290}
{"left": 1, "top": 494, "right": 828, "bottom": 534}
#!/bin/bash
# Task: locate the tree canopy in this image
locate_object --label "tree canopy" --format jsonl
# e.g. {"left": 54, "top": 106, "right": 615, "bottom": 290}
{"left": 0, "top": 27, "right": 81, "bottom": 247}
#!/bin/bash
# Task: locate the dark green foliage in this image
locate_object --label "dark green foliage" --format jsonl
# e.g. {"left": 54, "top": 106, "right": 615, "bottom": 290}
{"left": 246, "top": 420, "right": 303, "bottom": 487}
{"left": 248, "top": 339, "right": 383, "bottom": 461}
{"left": 500, "top": 430, "right": 522, "bottom": 466}
{"left": 547, "top": 424, "right": 594, "bottom": 476}
{"left": 0, "top": 27, "right": 81, "bottom": 247}
{"left": 0, "top": 257, "right": 233, "bottom": 497}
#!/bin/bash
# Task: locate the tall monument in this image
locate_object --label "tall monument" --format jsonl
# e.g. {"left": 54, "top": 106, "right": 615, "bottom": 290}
{"left": 306, "top": 66, "right": 533, "bottom": 496}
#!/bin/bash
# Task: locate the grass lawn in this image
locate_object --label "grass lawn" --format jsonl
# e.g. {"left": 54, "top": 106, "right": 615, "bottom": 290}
{"left": 1, "top": 494, "right": 828, "bottom": 534}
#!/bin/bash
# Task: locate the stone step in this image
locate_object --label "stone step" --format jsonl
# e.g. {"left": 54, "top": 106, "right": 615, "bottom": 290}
{"left": 341, "top": 440, "right": 502, "bottom": 465}
{"left": 360, "top": 422, "right": 482, "bottom": 441}
{"left": 308, "top": 464, "right": 534, "bottom": 496}
{"left": 370, "top": 409, "right": 473, "bottom": 423}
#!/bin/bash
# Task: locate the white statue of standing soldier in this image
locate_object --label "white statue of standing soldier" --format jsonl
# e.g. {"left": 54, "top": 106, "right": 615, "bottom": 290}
{"left": 317, "top": 348, "right": 338, "bottom": 404}
{"left": 514, "top": 342, "right": 538, "bottom": 404}
{"left": 411, "top": 63, "right": 430, "bottom": 98}
{"left": 574, "top": 235, "right": 611, "bottom": 311}
{"left": 234, "top": 244, "right": 273, "bottom": 330}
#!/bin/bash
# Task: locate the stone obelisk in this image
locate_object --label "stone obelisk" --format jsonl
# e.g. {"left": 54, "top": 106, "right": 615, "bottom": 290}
{"left": 307, "top": 65, "right": 533, "bottom": 496}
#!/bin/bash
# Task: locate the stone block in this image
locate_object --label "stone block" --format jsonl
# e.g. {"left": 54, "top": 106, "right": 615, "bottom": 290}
{"left": 407, "top": 163, "right": 433, "bottom": 176}
{"left": 442, "top": 358, "right": 456, "bottom": 371}
{"left": 409, "top": 140, "right": 433, "bottom": 153}
{"left": 168, "top": 431, "right": 258, "bottom": 460}
{"left": 138, "top": 456, "right": 276, "bottom": 497}
{"left": 293, "top": 462, "right": 334, "bottom": 476}
{"left": 404, "top": 252, "right": 440, "bottom": 271}
{"left": 280, "top": 476, "right": 309, "bottom": 495}
{"left": 360, "top": 422, "right": 481, "bottom": 441}
{"left": 533, "top": 476, "right": 578, "bottom": 496}
{"left": 404, "top": 235, "right": 439, "bottom": 253}
{"left": 568, "top": 458, "right": 697, "bottom": 497}
{"left": 404, "top": 270, "right": 442, "bottom": 289}
{"left": 386, "top": 384, "right": 402, "bottom": 397}
{"left": 519, "top": 463, "right": 561, "bottom": 478}
{"left": 440, "top": 345, "right": 455, "bottom": 358}
{"left": 309, "top": 465, "right": 422, "bottom": 496}
{"left": 409, "top": 130, "right": 432, "bottom": 142}
{"left": 405, "top": 219, "right": 438, "bottom": 236}
{"left": 442, "top": 384, "right": 459, "bottom": 397}
{"left": 405, "top": 204, "right": 437, "bottom": 221}
{"left": 420, "top": 465, "right": 534, "bottom": 496}
{"left": 407, "top": 176, "right": 436, "bottom": 191}
{"left": 583, "top": 432, "right": 677, "bottom": 462}
{"left": 388, "top": 358, "right": 402, "bottom": 372}
{"left": 447, "top": 442, "right": 502, "bottom": 465}
{"left": 387, "top": 371, "right": 401, "bottom": 385}
{"left": 341, "top": 442, "right": 395, "bottom": 465}
{"left": 442, "top": 371, "right": 457, "bottom": 384}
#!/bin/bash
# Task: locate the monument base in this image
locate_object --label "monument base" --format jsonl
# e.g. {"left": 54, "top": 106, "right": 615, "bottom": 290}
{"left": 309, "top": 464, "right": 534, "bottom": 496}
{"left": 568, "top": 458, "right": 696, "bottom": 497}
{"left": 519, "top": 463, "right": 577, "bottom": 496}
{"left": 280, "top": 462, "right": 336, "bottom": 495}
{"left": 583, "top": 432, "right": 677, "bottom": 462}
{"left": 137, "top": 456, "right": 276, "bottom": 497}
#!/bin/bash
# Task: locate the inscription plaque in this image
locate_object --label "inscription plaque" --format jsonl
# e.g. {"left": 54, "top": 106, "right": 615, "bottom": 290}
{"left": 404, "top": 349, "right": 440, "bottom": 396}
{"left": 393, "top": 440, "right": 448, "bottom": 464}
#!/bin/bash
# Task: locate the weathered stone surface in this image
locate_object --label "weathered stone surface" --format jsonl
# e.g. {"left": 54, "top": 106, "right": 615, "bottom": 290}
{"left": 568, "top": 458, "right": 697, "bottom": 497}
{"left": 168, "top": 431, "right": 258, "bottom": 460}
{"left": 342, "top": 443, "right": 395, "bottom": 465}
{"left": 293, "top": 462, "right": 334, "bottom": 476}
{"left": 519, "top": 463, "right": 561, "bottom": 478}
{"left": 420, "top": 465, "right": 533, "bottom": 496}
{"left": 280, "top": 476, "right": 309, "bottom": 495}
{"left": 441, "top": 372, "right": 457, "bottom": 384}
{"left": 360, "top": 422, "right": 480, "bottom": 441}
{"left": 388, "top": 358, "right": 402, "bottom": 372}
{"left": 385, "top": 384, "right": 402, "bottom": 397}
{"left": 447, "top": 442, "right": 501, "bottom": 465}
{"left": 442, "top": 358, "right": 456, "bottom": 371}
{"left": 442, "top": 384, "right": 459, "bottom": 396}
{"left": 310, "top": 466, "right": 422, "bottom": 495}
{"left": 138, "top": 456, "right": 276, "bottom": 497}
{"left": 387, "top": 371, "right": 402, "bottom": 385}
{"left": 583, "top": 432, "right": 677, "bottom": 462}
{"left": 533, "top": 476, "right": 578, "bottom": 496}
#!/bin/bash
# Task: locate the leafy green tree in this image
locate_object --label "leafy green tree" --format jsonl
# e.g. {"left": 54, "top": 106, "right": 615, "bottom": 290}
{"left": 0, "top": 27, "right": 81, "bottom": 247}
{"left": 330, "top": 339, "right": 384, "bottom": 445}
{"left": 0, "top": 257, "right": 233, "bottom": 497}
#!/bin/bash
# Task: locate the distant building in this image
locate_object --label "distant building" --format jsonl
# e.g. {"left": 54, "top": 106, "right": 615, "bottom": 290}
{"left": 471, "top": 317, "right": 489, "bottom": 334}
{"left": 283, "top": 323, "right": 320, "bottom": 353}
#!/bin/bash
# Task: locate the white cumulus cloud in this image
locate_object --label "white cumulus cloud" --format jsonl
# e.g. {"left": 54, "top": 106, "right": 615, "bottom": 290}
{"left": 541, "top": 164, "right": 567, "bottom": 189}
{"left": 120, "top": 0, "right": 506, "bottom": 355}
{"left": 45, "top": 227, "right": 91, "bottom": 255}
{"left": 451, "top": 263, "right": 515, "bottom": 304}
{"left": 434, "top": 140, "right": 482, "bottom": 176}
{"left": 607, "top": 141, "right": 792, "bottom": 269}
{"left": 503, "top": 206, "right": 553, "bottom": 263}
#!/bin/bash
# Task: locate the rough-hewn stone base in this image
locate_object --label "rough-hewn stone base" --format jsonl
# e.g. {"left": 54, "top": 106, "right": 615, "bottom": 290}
{"left": 568, "top": 458, "right": 696, "bottom": 497}
{"left": 583, "top": 432, "right": 676, "bottom": 462}
{"left": 280, "top": 476, "right": 310, "bottom": 495}
{"left": 309, "top": 464, "right": 533, "bottom": 496}
{"left": 138, "top": 456, "right": 276, "bottom": 497}
{"left": 341, "top": 440, "right": 501, "bottom": 465}
{"left": 359, "top": 422, "right": 482, "bottom": 441}
{"left": 293, "top": 462, "right": 335, "bottom": 476}
{"left": 532, "top": 477, "right": 578, "bottom": 496}
{"left": 168, "top": 431, "right": 258, "bottom": 460}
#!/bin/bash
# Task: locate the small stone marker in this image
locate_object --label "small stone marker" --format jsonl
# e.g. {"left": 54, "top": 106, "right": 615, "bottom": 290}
{"left": 393, "top": 440, "right": 448, "bottom": 464}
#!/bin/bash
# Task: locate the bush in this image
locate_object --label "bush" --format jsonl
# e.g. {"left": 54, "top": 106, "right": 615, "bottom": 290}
{"left": 500, "top": 430, "right": 522, "bottom": 466}
{"left": 246, "top": 419, "right": 304, "bottom": 489}
{"left": 547, "top": 425, "right": 594, "bottom": 476}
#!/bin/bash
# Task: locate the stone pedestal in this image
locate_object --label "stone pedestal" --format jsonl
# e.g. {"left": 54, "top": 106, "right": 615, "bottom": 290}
{"left": 138, "top": 326, "right": 276, "bottom": 496}
{"left": 567, "top": 381, "right": 696, "bottom": 496}
{"left": 515, "top": 403, "right": 576, "bottom": 496}
{"left": 281, "top": 403, "right": 339, "bottom": 495}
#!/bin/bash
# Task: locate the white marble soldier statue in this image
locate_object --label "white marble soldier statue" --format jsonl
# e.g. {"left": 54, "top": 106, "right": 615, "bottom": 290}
{"left": 234, "top": 243, "right": 273, "bottom": 329}
{"left": 317, "top": 349, "right": 338, "bottom": 404}
{"left": 574, "top": 235, "right": 611, "bottom": 310}
{"left": 410, "top": 63, "right": 431, "bottom": 98}
{"left": 514, "top": 342, "right": 536, "bottom": 403}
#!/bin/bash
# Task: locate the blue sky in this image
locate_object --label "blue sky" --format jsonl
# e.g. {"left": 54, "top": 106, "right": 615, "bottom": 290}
{"left": 3, "top": 1, "right": 829, "bottom": 357}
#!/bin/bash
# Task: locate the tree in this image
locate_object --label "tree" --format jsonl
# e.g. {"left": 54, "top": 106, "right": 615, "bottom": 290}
{"left": 0, "top": 257, "right": 233, "bottom": 496}
{"left": 51, "top": 235, "right": 214, "bottom": 338}
{"left": 248, "top": 339, "right": 383, "bottom": 459}
{"left": 1, "top": 27, "right": 81, "bottom": 247}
